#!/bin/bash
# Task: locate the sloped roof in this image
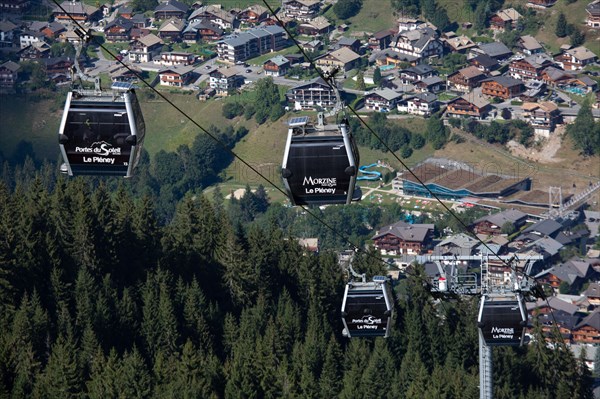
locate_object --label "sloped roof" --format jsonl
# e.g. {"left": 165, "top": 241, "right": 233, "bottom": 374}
{"left": 155, "top": 0, "right": 189, "bottom": 13}
{"left": 527, "top": 296, "right": 579, "bottom": 316}
{"left": 301, "top": 15, "right": 331, "bottom": 30}
{"left": 523, "top": 53, "right": 554, "bottom": 68}
{"left": 585, "top": 282, "right": 600, "bottom": 298}
{"left": 137, "top": 33, "right": 163, "bottom": 47}
{"left": 482, "top": 75, "right": 523, "bottom": 88}
{"left": 574, "top": 308, "right": 600, "bottom": 331}
{"left": 0, "top": 20, "right": 17, "bottom": 32}
{"left": 325, "top": 46, "right": 360, "bottom": 64}
{"left": 567, "top": 46, "right": 597, "bottom": 61}
{"left": 437, "top": 233, "right": 480, "bottom": 249}
{"left": 55, "top": 0, "right": 98, "bottom": 15}
{"left": 478, "top": 42, "right": 512, "bottom": 58}
{"left": 368, "top": 88, "right": 402, "bottom": 101}
{"left": 470, "top": 54, "right": 498, "bottom": 68}
{"left": 159, "top": 18, "right": 186, "bottom": 32}
{"left": 0, "top": 60, "right": 20, "bottom": 72}
{"left": 474, "top": 209, "right": 527, "bottom": 227}
{"left": 159, "top": 64, "right": 194, "bottom": 75}
{"left": 105, "top": 16, "right": 134, "bottom": 31}
{"left": 242, "top": 4, "right": 268, "bottom": 15}
{"left": 458, "top": 65, "right": 485, "bottom": 79}
{"left": 520, "top": 35, "right": 542, "bottom": 51}
{"left": 265, "top": 55, "right": 290, "bottom": 66}
{"left": 445, "top": 35, "right": 476, "bottom": 50}
{"left": 549, "top": 259, "right": 592, "bottom": 284}
{"left": 338, "top": 36, "right": 359, "bottom": 46}
{"left": 495, "top": 8, "right": 522, "bottom": 21}
{"left": 523, "top": 219, "right": 562, "bottom": 236}
{"left": 373, "top": 221, "right": 434, "bottom": 242}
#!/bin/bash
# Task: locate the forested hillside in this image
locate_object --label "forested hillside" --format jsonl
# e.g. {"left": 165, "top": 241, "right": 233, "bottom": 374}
{"left": 0, "top": 162, "right": 594, "bottom": 399}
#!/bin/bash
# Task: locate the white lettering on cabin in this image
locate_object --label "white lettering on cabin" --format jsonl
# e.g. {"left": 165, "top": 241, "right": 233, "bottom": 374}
{"left": 75, "top": 142, "right": 122, "bottom": 157}
{"left": 303, "top": 176, "right": 337, "bottom": 187}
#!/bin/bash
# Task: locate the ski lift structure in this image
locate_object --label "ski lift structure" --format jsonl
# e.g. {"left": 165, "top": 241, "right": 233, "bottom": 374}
{"left": 281, "top": 71, "right": 360, "bottom": 206}
{"left": 58, "top": 29, "right": 145, "bottom": 177}
{"left": 340, "top": 256, "right": 393, "bottom": 338}
{"left": 427, "top": 254, "right": 544, "bottom": 399}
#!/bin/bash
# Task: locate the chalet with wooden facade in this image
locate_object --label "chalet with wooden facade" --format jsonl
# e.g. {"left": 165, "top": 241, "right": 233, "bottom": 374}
{"left": 159, "top": 65, "right": 194, "bottom": 87}
{"left": 286, "top": 77, "right": 335, "bottom": 110}
{"left": 0, "top": 60, "right": 20, "bottom": 91}
{"left": 154, "top": 0, "right": 188, "bottom": 20}
{"left": 41, "top": 22, "right": 66, "bottom": 39}
{"left": 541, "top": 66, "right": 574, "bottom": 87}
{"left": 509, "top": 54, "right": 554, "bottom": 81}
{"left": 442, "top": 34, "right": 476, "bottom": 53}
{"left": 315, "top": 47, "right": 360, "bottom": 72}
{"left": 158, "top": 51, "right": 195, "bottom": 66}
{"left": 481, "top": 76, "right": 524, "bottom": 99}
{"left": 158, "top": 18, "right": 186, "bottom": 41}
{"left": 183, "top": 20, "right": 223, "bottom": 42}
{"left": 490, "top": 8, "right": 521, "bottom": 31}
{"left": 391, "top": 27, "right": 443, "bottom": 61}
{"left": 189, "top": 5, "right": 238, "bottom": 30}
{"left": 587, "top": 0, "right": 600, "bottom": 28}
{"left": 364, "top": 88, "right": 403, "bottom": 112}
{"left": 521, "top": 101, "right": 560, "bottom": 137}
{"left": 446, "top": 94, "right": 491, "bottom": 119}
{"left": 399, "top": 64, "right": 436, "bottom": 84}
{"left": 53, "top": 1, "right": 100, "bottom": 22}
{"left": 105, "top": 17, "right": 134, "bottom": 42}
{"left": 18, "top": 41, "right": 50, "bottom": 60}
{"left": 538, "top": 260, "right": 598, "bottom": 293}
{"left": 447, "top": 66, "right": 486, "bottom": 93}
{"left": 209, "top": 67, "right": 243, "bottom": 96}
{"left": 469, "top": 54, "right": 499, "bottom": 73}
{"left": 372, "top": 221, "right": 435, "bottom": 255}
{"left": 518, "top": 35, "right": 543, "bottom": 55}
{"left": 369, "top": 29, "right": 394, "bottom": 51}
{"left": 297, "top": 16, "right": 332, "bottom": 36}
{"left": 128, "top": 33, "right": 163, "bottom": 63}
{"left": 263, "top": 55, "right": 290, "bottom": 76}
{"left": 415, "top": 76, "right": 445, "bottom": 93}
{"left": 39, "top": 56, "right": 73, "bottom": 75}
{"left": 573, "top": 310, "right": 600, "bottom": 344}
{"left": 398, "top": 92, "right": 439, "bottom": 117}
{"left": 0, "top": 0, "right": 30, "bottom": 14}
{"left": 471, "top": 209, "right": 528, "bottom": 236}
{"left": 282, "top": 0, "right": 321, "bottom": 22}
{"left": 472, "top": 42, "right": 512, "bottom": 61}
{"left": 585, "top": 283, "right": 600, "bottom": 307}
{"left": 555, "top": 46, "right": 598, "bottom": 71}
{"left": 238, "top": 4, "right": 269, "bottom": 26}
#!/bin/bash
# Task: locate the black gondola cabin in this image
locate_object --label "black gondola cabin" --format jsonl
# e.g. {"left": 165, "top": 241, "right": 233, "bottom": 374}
{"left": 281, "top": 115, "right": 359, "bottom": 206}
{"left": 341, "top": 276, "right": 393, "bottom": 338}
{"left": 58, "top": 83, "right": 145, "bottom": 177}
{"left": 477, "top": 295, "right": 527, "bottom": 346}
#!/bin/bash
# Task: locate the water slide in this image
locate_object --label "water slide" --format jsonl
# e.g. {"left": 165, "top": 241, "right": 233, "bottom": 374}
{"left": 357, "top": 164, "right": 382, "bottom": 181}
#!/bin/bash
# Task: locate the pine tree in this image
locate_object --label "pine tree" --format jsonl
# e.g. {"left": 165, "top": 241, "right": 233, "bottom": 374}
{"left": 115, "top": 347, "right": 152, "bottom": 398}
{"left": 556, "top": 13, "right": 567, "bottom": 37}
{"left": 33, "top": 334, "right": 82, "bottom": 398}
{"left": 318, "top": 335, "right": 342, "bottom": 397}
{"left": 373, "top": 67, "right": 382, "bottom": 87}
{"left": 570, "top": 29, "right": 584, "bottom": 47}
{"left": 86, "top": 348, "right": 118, "bottom": 399}
{"left": 356, "top": 71, "right": 366, "bottom": 91}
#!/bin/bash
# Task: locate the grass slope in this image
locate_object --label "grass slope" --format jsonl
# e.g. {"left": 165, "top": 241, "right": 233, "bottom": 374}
{"left": 324, "top": 0, "right": 399, "bottom": 34}
{"left": 0, "top": 95, "right": 63, "bottom": 161}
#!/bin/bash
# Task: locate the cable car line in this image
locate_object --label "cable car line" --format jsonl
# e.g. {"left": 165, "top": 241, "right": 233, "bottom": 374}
{"left": 49, "top": 0, "right": 415, "bottom": 279}
{"left": 259, "top": 0, "right": 548, "bottom": 281}
{"left": 52, "top": 3, "right": 564, "bottom": 348}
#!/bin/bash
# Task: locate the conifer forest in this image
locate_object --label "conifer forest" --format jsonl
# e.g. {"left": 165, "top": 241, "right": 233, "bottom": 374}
{"left": 0, "top": 158, "right": 594, "bottom": 399}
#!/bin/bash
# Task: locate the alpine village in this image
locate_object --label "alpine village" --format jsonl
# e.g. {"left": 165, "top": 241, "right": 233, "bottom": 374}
{"left": 0, "top": 0, "right": 600, "bottom": 397}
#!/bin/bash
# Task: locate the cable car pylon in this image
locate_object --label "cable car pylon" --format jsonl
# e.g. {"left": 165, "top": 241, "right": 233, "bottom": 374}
{"left": 426, "top": 254, "right": 543, "bottom": 399}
